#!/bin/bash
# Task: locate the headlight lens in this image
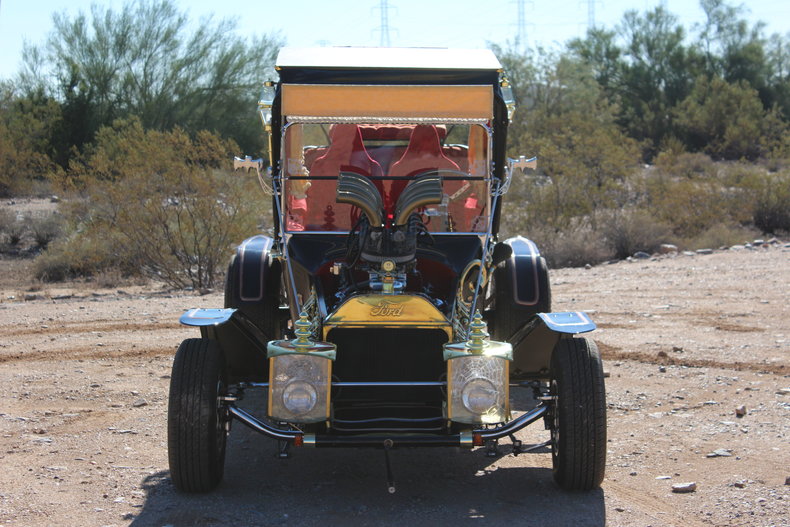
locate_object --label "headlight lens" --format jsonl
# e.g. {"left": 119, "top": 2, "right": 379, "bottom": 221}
{"left": 268, "top": 353, "right": 332, "bottom": 423}
{"left": 447, "top": 354, "right": 509, "bottom": 424}
{"left": 282, "top": 380, "right": 318, "bottom": 416}
{"left": 462, "top": 378, "right": 497, "bottom": 414}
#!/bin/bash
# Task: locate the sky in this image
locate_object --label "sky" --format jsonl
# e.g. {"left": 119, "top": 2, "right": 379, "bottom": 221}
{"left": 1, "top": 0, "right": 790, "bottom": 80}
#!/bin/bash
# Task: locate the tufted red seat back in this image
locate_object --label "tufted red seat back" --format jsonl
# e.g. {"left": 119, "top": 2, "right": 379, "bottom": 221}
{"left": 303, "top": 124, "right": 384, "bottom": 230}
{"left": 386, "top": 125, "right": 459, "bottom": 210}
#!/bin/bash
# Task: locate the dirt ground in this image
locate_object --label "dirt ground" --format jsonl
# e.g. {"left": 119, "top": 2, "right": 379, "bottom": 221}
{"left": 0, "top": 242, "right": 788, "bottom": 526}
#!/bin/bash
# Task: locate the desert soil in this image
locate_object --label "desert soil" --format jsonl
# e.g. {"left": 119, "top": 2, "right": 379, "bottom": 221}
{"left": 0, "top": 240, "right": 788, "bottom": 526}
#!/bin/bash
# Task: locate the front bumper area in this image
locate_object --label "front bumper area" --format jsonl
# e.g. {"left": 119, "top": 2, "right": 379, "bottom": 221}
{"left": 227, "top": 400, "right": 548, "bottom": 448}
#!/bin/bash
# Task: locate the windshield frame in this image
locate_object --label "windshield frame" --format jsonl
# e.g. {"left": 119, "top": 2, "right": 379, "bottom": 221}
{"left": 277, "top": 119, "right": 493, "bottom": 235}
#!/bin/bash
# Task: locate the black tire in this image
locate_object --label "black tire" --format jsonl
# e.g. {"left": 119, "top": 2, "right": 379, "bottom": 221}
{"left": 549, "top": 337, "right": 606, "bottom": 490}
{"left": 489, "top": 255, "right": 551, "bottom": 342}
{"left": 168, "top": 338, "right": 228, "bottom": 492}
{"left": 224, "top": 254, "right": 281, "bottom": 340}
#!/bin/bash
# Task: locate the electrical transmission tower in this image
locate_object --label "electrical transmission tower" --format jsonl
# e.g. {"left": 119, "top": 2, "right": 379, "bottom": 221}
{"left": 515, "top": 0, "right": 528, "bottom": 53}
{"left": 374, "top": 0, "right": 396, "bottom": 47}
{"left": 583, "top": 0, "right": 604, "bottom": 30}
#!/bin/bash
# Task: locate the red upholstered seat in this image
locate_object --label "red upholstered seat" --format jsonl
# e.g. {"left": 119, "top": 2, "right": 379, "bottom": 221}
{"left": 302, "top": 124, "right": 384, "bottom": 230}
{"left": 386, "top": 125, "right": 459, "bottom": 211}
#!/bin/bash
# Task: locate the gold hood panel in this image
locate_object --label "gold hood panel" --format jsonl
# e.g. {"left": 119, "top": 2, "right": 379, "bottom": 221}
{"left": 323, "top": 295, "right": 451, "bottom": 339}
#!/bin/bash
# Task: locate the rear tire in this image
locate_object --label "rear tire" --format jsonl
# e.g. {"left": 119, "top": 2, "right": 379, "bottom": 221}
{"left": 549, "top": 337, "right": 606, "bottom": 490}
{"left": 168, "top": 338, "right": 228, "bottom": 492}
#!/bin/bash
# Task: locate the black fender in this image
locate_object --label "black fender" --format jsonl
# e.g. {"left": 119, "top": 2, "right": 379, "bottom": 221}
{"left": 497, "top": 236, "right": 551, "bottom": 313}
{"left": 218, "top": 235, "right": 283, "bottom": 382}
{"left": 226, "top": 235, "right": 278, "bottom": 306}
{"left": 506, "top": 312, "right": 596, "bottom": 380}
{"left": 488, "top": 236, "right": 553, "bottom": 377}
{"left": 180, "top": 308, "right": 270, "bottom": 383}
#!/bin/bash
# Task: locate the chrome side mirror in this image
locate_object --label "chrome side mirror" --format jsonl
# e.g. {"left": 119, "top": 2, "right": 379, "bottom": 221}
{"left": 233, "top": 156, "right": 273, "bottom": 195}
{"left": 500, "top": 155, "right": 538, "bottom": 194}
{"left": 233, "top": 155, "right": 263, "bottom": 173}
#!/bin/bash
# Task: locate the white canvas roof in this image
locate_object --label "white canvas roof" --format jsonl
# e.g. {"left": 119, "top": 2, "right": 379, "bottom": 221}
{"left": 276, "top": 47, "right": 502, "bottom": 71}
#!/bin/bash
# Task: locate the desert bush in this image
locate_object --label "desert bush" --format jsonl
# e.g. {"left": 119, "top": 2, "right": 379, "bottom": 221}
{"left": 27, "top": 212, "right": 64, "bottom": 249}
{"left": 653, "top": 151, "right": 717, "bottom": 180}
{"left": 95, "top": 270, "right": 125, "bottom": 289}
{"left": 50, "top": 118, "right": 264, "bottom": 289}
{"left": 601, "top": 210, "right": 672, "bottom": 259}
{"left": 527, "top": 221, "right": 613, "bottom": 268}
{"left": 681, "top": 223, "right": 761, "bottom": 250}
{"left": 751, "top": 172, "right": 790, "bottom": 233}
{"left": 643, "top": 172, "right": 733, "bottom": 238}
{"left": 33, "top": 231, "right": 130, "bottom": 282}
{"left": 0, "top": 209, "right": 25, "bottom": 246}
{"left": 0, "top": 209, "right": 16, "bottom": 242}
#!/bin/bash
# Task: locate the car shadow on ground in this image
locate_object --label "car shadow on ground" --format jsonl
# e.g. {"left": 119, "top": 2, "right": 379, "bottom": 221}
{"left": 132, "top": 402, "right": 605, "bottom": 527}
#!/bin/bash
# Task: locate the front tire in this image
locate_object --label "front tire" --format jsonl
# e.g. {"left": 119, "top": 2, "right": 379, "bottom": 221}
{"left": 168, "top": 338, "right": 228, "bottom": 492}
{"left": 549, "top": 337, "right": 606, "bottom": 490}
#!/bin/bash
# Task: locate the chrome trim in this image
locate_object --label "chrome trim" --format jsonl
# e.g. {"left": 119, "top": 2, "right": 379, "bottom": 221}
{"left": 332, "top": 416, "right": 443, "bottom": 424}
{"left": 333, "top": 381, "right": 446, "bottom": 387}
{"left": 238, "top": 235, "right": 273, "bottom": 302}
{"left": 474, "top": 404, "right": 548, "bottom": 440}
{"left": 269, "top": 172, "right": 302, "bottom": 315}
{"left": 245, "top": 381, "right": 446, "bottom": 388}
{"left": 286, "top": 116, "right": 490, "bottom": 125}
{"left": 459, "top": 431, "right": 474, "bottom": 447}
{"left": 466, "top": 179, "right": 501, "bottom": 328}
{"left": 227, "top": 406, "right": 302, "bottom": 441}
{"left": 507, "top": 237, "right": 541, "bottom": 306}
{"left": 303, "top": 433, "right": 317, "bottom": 447}
{"left": 285, "top": 230, "right": 489, "bottom": 236}
{"left": 332, "top": 426, "right": 445, "bottom": 433}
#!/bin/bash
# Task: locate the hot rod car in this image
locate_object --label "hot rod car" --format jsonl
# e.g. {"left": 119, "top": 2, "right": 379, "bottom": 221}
{"left": 168, "top": 47, "right": 606, "bottom": 493}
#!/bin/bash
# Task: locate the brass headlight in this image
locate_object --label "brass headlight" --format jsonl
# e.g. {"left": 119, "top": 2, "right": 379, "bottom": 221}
{"left": 267, "top": 313, "right": 335, "bottom": 423}
{"left": 445, "top": 313, "right": 511, "bottom": 424}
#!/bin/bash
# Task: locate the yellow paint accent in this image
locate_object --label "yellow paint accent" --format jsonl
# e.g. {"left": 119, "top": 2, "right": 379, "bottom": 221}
{"left": 282, "top": 84, "right": 493, "bottom": 119}
{"left": 267, "top": 357, "right": 274, "bottom": 417}
{"left": 323, "top": 294, "right": 451, "bottom": 339}
{"left": 447, "top": 358, "right": 455, "bottom": 420}
{"left": 506, "top": 360, "right": 511, "bottom": 418}
{"left": 326, "top": 360, "right": 332, "bottom": 418}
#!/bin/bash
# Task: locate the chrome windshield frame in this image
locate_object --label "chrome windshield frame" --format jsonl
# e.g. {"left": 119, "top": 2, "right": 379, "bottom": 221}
{"left": 277, "top": 118, "right": 495, "bottom": 236}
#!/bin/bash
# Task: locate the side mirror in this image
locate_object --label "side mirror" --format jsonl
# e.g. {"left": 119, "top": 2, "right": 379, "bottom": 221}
{"left": 233, "top": 155, "right": 263, "bottom": 173}
{"left": 508, "top": 156, "right": 538, "bottom": 173}
{"left": 233, "top": 156, "right": 273, "bottom": 195}
{"left": 502, "top": 156, "right": 551, "bottom": 195}
{"left": 501, "top": 156, "right": 538, "bottom": 194}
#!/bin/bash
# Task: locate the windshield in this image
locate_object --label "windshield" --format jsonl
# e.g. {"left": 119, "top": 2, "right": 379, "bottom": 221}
{"left": 281, "top": 123, "right": 490, "bottom": 233}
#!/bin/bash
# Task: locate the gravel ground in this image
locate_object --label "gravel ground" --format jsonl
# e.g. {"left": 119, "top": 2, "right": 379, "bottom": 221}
{"left": 0, "top": 243, "right": 788, "bottom": 527}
